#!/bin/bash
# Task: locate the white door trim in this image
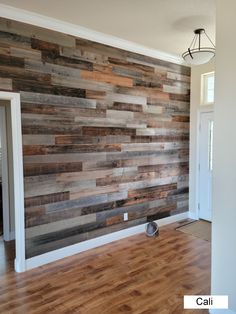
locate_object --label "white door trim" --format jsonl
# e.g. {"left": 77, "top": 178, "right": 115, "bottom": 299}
{"left": 0, "top": 91, "right": 25, "bottom": 273}
{"left": 0, "top": 106, "right": 10, "bottom": 241}
{"left": 196, "top": 106, "right": 214, "bottom": 221}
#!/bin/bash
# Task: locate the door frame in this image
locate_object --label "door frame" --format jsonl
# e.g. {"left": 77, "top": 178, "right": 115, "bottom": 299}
{"left": 0, "top": 91, "right": 25, "bottom": 272}
{"left": 196, "top": 106, "right": 214, "bottom": 220}
{"left": 0, "top": 106, "right": 11, "bottom": 241}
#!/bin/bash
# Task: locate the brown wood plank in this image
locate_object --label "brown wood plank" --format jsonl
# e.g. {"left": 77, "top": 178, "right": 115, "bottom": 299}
{"left": 81, "top": 70, "right": 133, "bottom": 87}
{"left": 25, "top": 191, "right": 70, "bottom": 208}
{"left": 23, "top": 144, "right": 122, "bottom": 155}
{"left": 24, "top": 162, "right": 83, "bottom": 176}
{"left": 0, "top": 77, "right": 12, "bottom": 90}
{"left": 0, "top": 224, "right": 210, "bottom": 314}
{"left": 0, "top": 16, "right": 190, "bottom": 258}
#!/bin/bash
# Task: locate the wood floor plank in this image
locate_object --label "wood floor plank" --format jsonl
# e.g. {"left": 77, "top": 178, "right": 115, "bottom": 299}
{"left": 0, "top": 223, "right": 210, "bottom": 313}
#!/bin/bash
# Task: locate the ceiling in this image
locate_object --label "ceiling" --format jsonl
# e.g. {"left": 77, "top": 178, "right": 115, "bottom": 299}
{"left": 0, "top": 0, "right": 216, "bottom": 58}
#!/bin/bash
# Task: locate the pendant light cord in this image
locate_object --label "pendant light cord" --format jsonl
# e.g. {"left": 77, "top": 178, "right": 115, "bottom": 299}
{"left": 205, "top": 31, "right": 216, "bottom": 47}
{"left": 189, "top": 30, "right": 215, "bottom": 50}
{"left": 189, "top": 33, "right": 197, "bottom": 49}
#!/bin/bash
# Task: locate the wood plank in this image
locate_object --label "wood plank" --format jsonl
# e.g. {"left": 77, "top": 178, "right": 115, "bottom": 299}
{"left": 51, "top": 74, "right": 114, "bottom": 92}
{"left": 23, "top": 135, "right": 55, "bottom": 145}
{"left": 23, "top": 144, "right": 121, "bottom": 155}
{"left": 0, "top": 30, "right": 31, "bottom": 48}
{"left": 22, "top": 124, "right": 83, "bottom": 135}
{"left": 82, "top": 126, "right": 136, "bottom": 136}
{"left": 106, "top": 92, "right": 147, "bottom": 106}
{"left": 25, "top": 191, "right": 70, "bottom": 208}
{"left": 25, "top": 59, "right": 82, "bottom": 77}
{"left": 0, "top": 53, "right": 24, "bottom": 67}
{"left": 26, "top": 214, "right": 96, "bottom": 239}
{"left": 109, "top": 56, "right": 155, "bottom": 74}
{"left": 10, "top": 46, "right": 42, "bottom": 60}
{"left": 23, "top": 152, "right": 107, "bottom": 164}
{"left": 0, "top": 17, "right": 76, "bottom": 47}
{"left": 0, "top": 224, "right": 210, "bottom": 314}
{"left": 0, "top": 16, "right": 190, "bottom": 258}
{"left": 21, "top": 103, "right": 105, "bottom": 118}
{"left": 0, "top": 65, "right": 51, "bottom": 83}
{"left": 70, "top": 185, "right": 119, "bottom": 200}
{"left": 0, "top": 77, "right": 12, "bottom": 90}
{"left": 20, "top": 91, "right": 96, "bottom": 108}
{"left": 60, "top": 46, "right": 109, "bottom": 65}
{"left": 0, "top": 43, "right": 10, "bottom": 55}
{"left": 13, "top": 79, "right": 86, "bottom": 98}
{"left": 109, "top": 102, "right": 144, "bottom": 112}
{"left": 81, "top": 70, "right": 133, "bottom": 87}
{"left": 55, "top": 135, "right": 131, "bottom": 145}
{"left": 24, "top": 177, "right": 96, "bottom": 198}
{"left": 24, "top": 162, "right": 83, "bottom": 176}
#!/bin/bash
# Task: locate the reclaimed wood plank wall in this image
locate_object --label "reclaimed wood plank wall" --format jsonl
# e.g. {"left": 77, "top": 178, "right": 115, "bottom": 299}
{"left": 0, "top": 18, "right": 190, "bottom": 258}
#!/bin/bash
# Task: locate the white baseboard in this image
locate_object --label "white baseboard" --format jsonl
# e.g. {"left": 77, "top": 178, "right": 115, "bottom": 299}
{"left": 4, "top": 230, "right": 15, "bottom": 241}
{"left": 188, "top": 211, "right": 199, "bottom": 220}
{"left": 25, "top": 212, "right": 188, "bottom": 271}
{"left": 210, "top": 310, "right": 236, "bottom": 314}
{"left": 14, "top": 257, "right": 25, "bottom": 273}
{"left": 156, "top": 212, "right": 189, "bottom": 227}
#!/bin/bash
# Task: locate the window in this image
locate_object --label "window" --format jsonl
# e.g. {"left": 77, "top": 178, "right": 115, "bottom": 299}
{"left": 201, "top": 72, "right": 215, "bottom": 105}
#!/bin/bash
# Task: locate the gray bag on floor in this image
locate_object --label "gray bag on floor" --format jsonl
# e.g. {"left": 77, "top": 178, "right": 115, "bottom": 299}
{"left": 145, "top": 222, "right": 159, "bottom": 237}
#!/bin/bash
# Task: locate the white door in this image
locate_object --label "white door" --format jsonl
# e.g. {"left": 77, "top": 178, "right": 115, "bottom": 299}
{"left": 199, "top": 111, "right": 214, "bottom": 221}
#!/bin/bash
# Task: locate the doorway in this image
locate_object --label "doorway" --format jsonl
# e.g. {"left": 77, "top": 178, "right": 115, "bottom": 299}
{"left": 0, "top": 92, "right": 25, "bottom": 272}
{"left": 0, "top": 102, "right": 14, "bottom": 273}
{"left": 0, "top": 104, "right": 11, "bottom": 241}
{"left": 198, "top": 111, "right": 214, "bottom": 221}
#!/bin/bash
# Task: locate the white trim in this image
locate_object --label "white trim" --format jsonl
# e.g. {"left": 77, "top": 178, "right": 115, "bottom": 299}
{"left": 0, "top": 4, "right": 185, "bottom": 65}
{"left": 14, "top": 258, "right": 23, "bottom": 273}
{"left": 8, "top": 230, "right": 15, "bottom": 241}
{"left": 0, "top": 106, "right": 10, "bottom": 241}
{"left": 201, "top": 71, "right": 215, "bottom": 106}
{"left": 0, "top": 92, "right": 25, "bottom": 273}
{"left": 195, "top": 108, "right": 214, "bottom": 221}
{"left": 156, "top": 212, "right": 189, "bottom": 227}
{"left": 191, "top": 106, "right": 214, "bottom": 221}
{"left": 26, "top": 212, "right": 188, "bottom": 270}
{"left": 210, "top": 310, "right": 236, "bottom": 314}
{"left": 188, "top": 211, "right": 199, "bottom": 220}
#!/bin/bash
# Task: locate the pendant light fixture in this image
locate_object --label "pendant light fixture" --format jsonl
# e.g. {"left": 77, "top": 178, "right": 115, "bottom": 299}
{"left": 182, "top": 28, "right": 215, "bottom": 65}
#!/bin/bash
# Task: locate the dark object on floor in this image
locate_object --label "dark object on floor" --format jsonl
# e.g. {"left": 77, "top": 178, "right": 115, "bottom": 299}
{"left": 145, "top": 222, "right": 159, "bottom": 237}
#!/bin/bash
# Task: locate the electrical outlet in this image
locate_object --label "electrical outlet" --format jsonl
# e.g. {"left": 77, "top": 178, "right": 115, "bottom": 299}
{"left": 124, "top": 213, "right": 128, "bottom": 221}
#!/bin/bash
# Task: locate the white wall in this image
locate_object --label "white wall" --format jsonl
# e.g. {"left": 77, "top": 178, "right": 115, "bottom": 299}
{"left": 211, "top": 0, "right": 236, "bottom": 312}
{"left": 189, "top": 60, "right": 214, "bottom": 219}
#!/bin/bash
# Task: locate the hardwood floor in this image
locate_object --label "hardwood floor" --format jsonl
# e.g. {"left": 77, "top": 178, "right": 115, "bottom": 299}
{"left": 0, "top": 237, "right": 15, "bottom": 276}
{"left": 0, "top": 222, "right": 210, "bottom": 314}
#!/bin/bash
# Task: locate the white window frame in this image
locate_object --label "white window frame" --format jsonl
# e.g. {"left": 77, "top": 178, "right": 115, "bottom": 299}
{"left": 201, "top": 71, "right": 215, "bottom": 106}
